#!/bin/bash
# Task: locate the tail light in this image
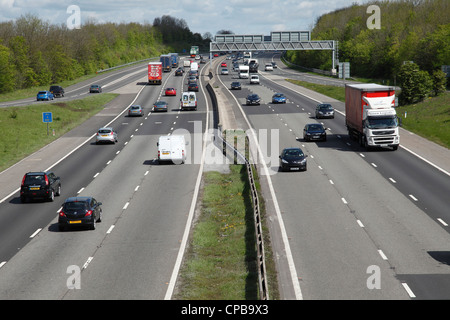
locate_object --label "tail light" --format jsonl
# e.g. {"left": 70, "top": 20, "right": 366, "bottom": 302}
{"left": 85, "top": 210, "right": 93, "bottom": 217}
{"left": 21, "top": 175, "right": 26, "bottom": 186}
{"left": 59, "top": 210, "right": 66, "bottom": 217}
{"left": 44, "top": 175, "right": 49, "bottom": 186}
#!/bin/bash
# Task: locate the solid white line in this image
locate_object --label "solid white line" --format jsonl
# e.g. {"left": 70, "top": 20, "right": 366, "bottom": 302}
{"left": 400, "top": 144, "right": 450, "bottom": 177}
{"left": 215, "top": 64, "right": 304, "bottom": 300}
{"left": 165, "top": 64, "right": 209, "bottom": 300}
{"left": 402, "top": 283, "right": 416, "bottom": 298}
{"left": 378, "top": 249, "right": 388, "bottom": 260}
{"left": 30, "top": 228, "right": 42, "bottom": 238}
{"left": 437, "top": 218, "right": 448, "bottom": 227}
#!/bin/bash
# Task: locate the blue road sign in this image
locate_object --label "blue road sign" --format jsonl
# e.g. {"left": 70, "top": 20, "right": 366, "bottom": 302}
{"left": 42, "top": 112, "right": 53, "bottom": 123}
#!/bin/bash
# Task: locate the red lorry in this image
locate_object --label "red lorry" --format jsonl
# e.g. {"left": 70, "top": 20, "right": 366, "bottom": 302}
{"left": 148, "top": 62, "right": 162, "bottom": 85}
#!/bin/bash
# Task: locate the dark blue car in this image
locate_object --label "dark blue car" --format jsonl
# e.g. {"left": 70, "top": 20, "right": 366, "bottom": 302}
{"left": 37, "top": 91, "right": 54, "bottom": 101}
{"left": 272, "top": 93, "right": 286, "bottom": 104}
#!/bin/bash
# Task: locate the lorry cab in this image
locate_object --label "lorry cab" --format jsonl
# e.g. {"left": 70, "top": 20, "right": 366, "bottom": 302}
{"left": 180, "top": 92, "right": 197, "bottom": 111}
{"left": 157, "top": 135, "right": 186, "bottom": 164}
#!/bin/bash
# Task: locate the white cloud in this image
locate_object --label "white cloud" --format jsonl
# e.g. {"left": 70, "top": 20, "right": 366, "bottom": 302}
{"left": 0, "top": 0, "right": 375, "bottom": 36}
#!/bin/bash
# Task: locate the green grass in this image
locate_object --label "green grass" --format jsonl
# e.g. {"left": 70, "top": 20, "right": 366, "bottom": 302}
{"left": 396, "top": 93, "right": 450, "bottom": 149}
{"left": 286, "top": 79, "right": 346, "bottom": 102}
{"left": 175, "top": 165, "right": 259, "bottom": 299}
{"left": 0, "top": 93, "right": 118, "bottom": 172}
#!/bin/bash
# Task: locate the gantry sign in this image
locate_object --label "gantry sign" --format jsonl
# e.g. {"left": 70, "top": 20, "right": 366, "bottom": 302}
{"left": 210, "top": 31, "right": 338, "bottom": 70}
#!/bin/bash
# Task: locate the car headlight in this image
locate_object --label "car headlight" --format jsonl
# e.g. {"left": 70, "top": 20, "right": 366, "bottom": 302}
{"left": 281, "top": 159, "right": 288, "bottom": 163}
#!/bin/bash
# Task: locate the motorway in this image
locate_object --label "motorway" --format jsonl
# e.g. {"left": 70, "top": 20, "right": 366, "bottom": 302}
{"left": 215, "top": 53, "right": 450, "bottom": 299}
{"left": 0, "top": 52, "right": 449, "bottom": 300}
{"left": 0, "top": 57, "right": 210, "bottom": 299}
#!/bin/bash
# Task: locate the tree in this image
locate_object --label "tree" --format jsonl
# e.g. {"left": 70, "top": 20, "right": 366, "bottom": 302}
{"left": 0, "top": 44, "right": 15, "bottom": 93}
{"left": 397, "top": 62, "right": 432, "bottom": 105}
{"left": 431, "top": 69, "right": 447, "bottom": 96}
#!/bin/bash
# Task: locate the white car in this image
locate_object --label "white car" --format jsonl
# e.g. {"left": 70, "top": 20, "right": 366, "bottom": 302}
{"left": 265, "top": 64, "right": 273, "bottom": 71}
{"left": 96, "top": 127, "right": 118, "bottom": 144}
{"left": 221, "top": 68, "right": 229, "bottom": 75}
{"left": 250, "top": 75, "right": 260, "bottom": 84}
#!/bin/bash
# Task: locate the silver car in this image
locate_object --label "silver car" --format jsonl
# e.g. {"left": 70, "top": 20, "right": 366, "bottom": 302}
{"left": 96, "top": 127, "right": 118, "bottom": 144}
{"left": 128, "top": 105, "right": 143, "bottom": 117}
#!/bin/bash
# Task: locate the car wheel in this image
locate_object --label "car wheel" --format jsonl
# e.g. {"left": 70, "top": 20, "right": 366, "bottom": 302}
{"left": 48, "top": 190, "right": 55, "bottom": 202}
{"left": 97, "top": 210, "right": 102, "bottom": 223}
{"left": 90, "top": 219, "right": 96, "bottom": 230}
{"left": 56, "top": 185, "right": 61, "bottom": 196}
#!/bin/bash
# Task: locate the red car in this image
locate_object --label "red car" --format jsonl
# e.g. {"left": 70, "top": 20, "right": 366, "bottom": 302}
{"left": 165, "top": 87, "right": 176, "bottom": 96}
{"left": 221, "top": 62, "right": 227, "bottom": 67}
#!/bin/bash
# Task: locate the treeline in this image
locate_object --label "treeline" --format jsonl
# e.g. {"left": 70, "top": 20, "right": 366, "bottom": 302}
{"left": 0, "top": 14, "right": 210, "bottom": 94}
{"left": 153, "top": 15, "right": 211, "bottom": 53}
{"left": 286, "top": 0, "right": 449, "bottom": 82}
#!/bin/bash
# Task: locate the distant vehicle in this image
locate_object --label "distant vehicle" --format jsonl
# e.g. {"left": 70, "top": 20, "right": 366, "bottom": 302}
{"left": 190, "top": 62, "right": 199, "bottom": 72}
{"left": 231, "top": 81, "right": 241, "bottom": 90}
{"left": 153, "top": 100, "right": 168, "bottom": 112}
{"left": 160, "top": 54, "right": 172, "bottom": 72}
{"left": 36, "top": 91, "right": 54, "bottom": 101}
{"left": 96, "top": 127, "right": 118, "bottom": 144}
{"left": 157, "top": 135, "right": 186, "bottom": 164}
{"left": 303, "top": 123, "right": 327, "bottom": 142}
{"left": 189, "top": 70, "right": 199, "bottom": 79}
{"left": 128, "top": 105, "right": 143, "bottom": 117}
{"left": 180, "top": 92, "right": 197, "bottom": 111}
{"left": 49, "top": 85, "right": 64, "bottom": 97}
{"left": 20, "top": 171, "right": 61, "bottom": 203}
{"left": 169, "top": 53, "right": 179, "bottom": 68}
{"left": 345, "top": 83, "right": 400, "bottom": 150}
{"left": 58, "top": 196, "right": 102, "bottom": 231}
{"left": 221, "top": 68, "right": 229, "bottom": 75}
{"left": 246, "top": 94, "right": 260, "bottom": 105}
{"left": 148, "top": 62, "right": 162, "bottom": 85}
{"left": 89, "top": 85, "right": 102, "bottom": 93}
{"left": 271, "top": 62, "right": 277, "bottom": 68}
{"left": 188, "top": 76, "right": 197, "bottom": 84}
{"left": 188, "top": 82, "right": 199, "bottom": 92}
{"left": 175, "top": 68, "right": 184, "bottom": 76}
{"left": 221, "top": 62, "right": 227, "bottom": 67}
{"left": 265, "top": 64, "right": 273, "bottom": 71}
{"left": 165, "top": 87, "right": 177, "bottom": 96}
{"left": 250, "top": 75, "right": 260, "bottom": 84}
{"left": 279, "top": 148, "right": 307, "bottom": 172}
{"left": 239, "top": 65, "right": 249, "bottom": 79}
{"left": 272, "top": 93, "right": 286, "bottom": 104}
{"left": 249, "top": 59, "right": 259, "bottom": 73}
{"left": 315, "top": 103, "right": 335, "bottom": 119}
{"left": 190, "top": 46, "right": 199, "bottom": 58}
{"left": 183, "top": 60, "right": 191, "bottom": 68}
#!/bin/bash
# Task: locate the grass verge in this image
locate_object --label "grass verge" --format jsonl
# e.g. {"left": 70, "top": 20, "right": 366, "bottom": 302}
{"left": 286, "top": 79, "right": 450, "bottom": 149}
{"left": 174, "top": 164, "right": 279, "bottom": 300}
{"left": 0, "top": 93, "right": 118, "bottom": 172}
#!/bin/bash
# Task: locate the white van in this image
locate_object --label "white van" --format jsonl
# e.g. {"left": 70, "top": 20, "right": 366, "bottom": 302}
{"left": 157, "top": 135, "right": 186, "bottom": 164}
{"left": 190, "top": 62, "right": 198, "bottom": 72}
{"left": 180, "top": 92, "right": 197, "bottom": 111}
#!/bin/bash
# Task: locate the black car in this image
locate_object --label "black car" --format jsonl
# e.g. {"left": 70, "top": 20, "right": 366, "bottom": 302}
{"left": 175, "top": 68, "right": 184, "bottom": 76}
{"left": 315, "top": 103, "right": 335, "bottom": 119}
{"left": 231, "top": 81, "right": 241, "bottom": 90}
{"left": 303, "top": 123, "right": 327, "bottom": 141}
{"left": 20, "top": 171, "right": 61, "bottom": 202}
{"left": 279, "top": 148, "right": 307, "bottom": 171}
{"left": 89, "top": 84, "right": 102, "bottom": 93}
{"left": 58, "top": 196, "right": 102, "bottom": 231}
{"left": 49, "top": 85, "right": 65, "bottom": 98}
{"left": 188, "top": 82, "right": 199, "bottom": 92}
{"left": 246, "top": 94, "right": 260, "bottom": 105}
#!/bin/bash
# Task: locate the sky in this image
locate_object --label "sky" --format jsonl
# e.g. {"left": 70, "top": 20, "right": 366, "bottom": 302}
{"left": 0, "top": 0, "right": 375, "bottom": 36}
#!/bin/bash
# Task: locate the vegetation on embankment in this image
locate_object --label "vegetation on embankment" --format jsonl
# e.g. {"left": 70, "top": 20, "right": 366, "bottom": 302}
{"left": 286, "top": 0, "right": 449, "bottom": 84}
{"left": 0, "top": 94, "right": 118, "bottom": 172}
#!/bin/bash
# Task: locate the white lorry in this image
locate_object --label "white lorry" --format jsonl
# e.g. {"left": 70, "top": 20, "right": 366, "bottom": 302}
{"left": 239, "top": 65, "right": 249, "bottom": 79}
{"left": 157, "top": 135, "right": 186, "bottom": 164}
{"left": 345, "top": 83, "right": 400, "bottom": 150}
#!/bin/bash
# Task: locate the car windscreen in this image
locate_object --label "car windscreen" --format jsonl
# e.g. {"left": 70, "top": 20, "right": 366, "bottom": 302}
{"left": 98, "top": 129, "right": 111, "bottom": 134}
{"left": 63, "top": 201, "right": 87, "bottom": 211}
{"left": 24, "top": 175, "right": 45, "bottom": 184}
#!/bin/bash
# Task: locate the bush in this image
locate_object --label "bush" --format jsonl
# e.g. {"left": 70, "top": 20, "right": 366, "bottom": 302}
{"left": 397, "top": 62, "right": 432, "bottom": 105}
